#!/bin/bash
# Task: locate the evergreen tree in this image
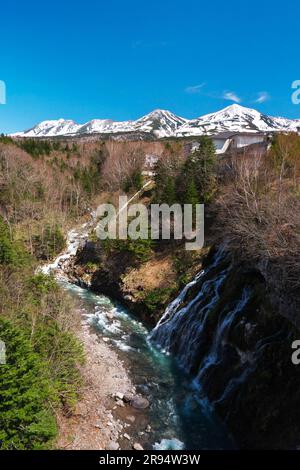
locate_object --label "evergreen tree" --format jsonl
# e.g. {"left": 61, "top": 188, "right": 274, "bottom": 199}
{"left": 164, "top": 176, "right": 176, "bottom": 205}
{"left": 192, "top": 136, "right": 217, "bottom": 202}
{"left": 184, "top": 176, "right": 199, "bottom": 206}
{"left": 153, "top": 159, "right": 167, "bottom": 203}
{"left": 132, "top": 169, "right": 143, "bottom": 191}
{"left": 178, "top": 136, "right": 217, "bottom": 204}
{"left": 0, "top": 318, "right": 57, "bottom": 449}
{"left": 0, "top": 218, "right": 16, "bottom": 265}
{"left": 0, "top": 217, "right": 28, "bottom": 266}
{"left": 153, "top": 159, "right": 178, "bottom": 204}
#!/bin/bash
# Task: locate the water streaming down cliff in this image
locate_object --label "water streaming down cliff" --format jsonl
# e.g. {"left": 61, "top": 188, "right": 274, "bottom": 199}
{"left": 151, "top": 249, "right": 234, "bottom": 363}
{"left": 150, "top": 247, "right": 300, "bottom": 448}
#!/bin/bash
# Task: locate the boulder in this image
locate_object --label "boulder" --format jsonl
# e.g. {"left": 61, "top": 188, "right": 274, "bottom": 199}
{"left": 133, "top": 443, "right": 144, "bottom": 451}
{"left": 125, "top": 415, "right": 136, "bottom": 423}
{"left": 130, "top": 396, "right": 150, "bottom": 409}
{"left": 116, "top": 400, "right": 125, "bottom": 407}
{"left": 106, "top": 441, "right": 119, "bottom": 450}
{"left": 114, "top": 392, "right": 124, "bottom": 401}
{"left": 123, "top": 394, "right": 133, "bottom": 403}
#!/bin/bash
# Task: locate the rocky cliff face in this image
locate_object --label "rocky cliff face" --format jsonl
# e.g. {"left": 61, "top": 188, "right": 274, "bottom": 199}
{"left": 65, "top": 238, "right": 182, "bottom": 325}
{"left": 151, "top": 247, "right": 300, "bottom": 449}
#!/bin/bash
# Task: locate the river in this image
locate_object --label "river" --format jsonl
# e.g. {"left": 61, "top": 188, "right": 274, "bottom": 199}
{"left": 41, "top": 222, "right": 234, "bottom": 450}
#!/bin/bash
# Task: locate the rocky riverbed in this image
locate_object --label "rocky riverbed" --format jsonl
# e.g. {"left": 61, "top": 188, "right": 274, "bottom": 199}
{"left": 56, "top": 310, "right": 150, "bottom": 450}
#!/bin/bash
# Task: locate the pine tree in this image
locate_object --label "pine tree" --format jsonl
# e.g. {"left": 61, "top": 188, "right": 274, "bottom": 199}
{"left": 0, "top": 218, "right": 16, "bottom": 264}
{"left": 178, "top": 136, "right": 217, "bottom": 204}
{"left": 0, "top": 318, "right": 57, "bottom": 449}
{"left": 184, "top": 177, "right": 199, "bottom": 206}
{"left": 153, "top": 159, "right": 168, "bottom": 203}
{"left": 192, "top": 136, "right": 217, "bottom": 202}
{"left": 164, "top": 176, "right": 176, "bottom": 205}
{"left": 0, "top": 217, "right": 27, "bottom": 266}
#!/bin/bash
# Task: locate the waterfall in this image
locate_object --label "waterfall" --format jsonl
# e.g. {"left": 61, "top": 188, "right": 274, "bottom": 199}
{"left": 149, "top": 247, "right": 266, "bottom": 406}
{"left": 150, "top": 248, "right": 231, "bottom": 373}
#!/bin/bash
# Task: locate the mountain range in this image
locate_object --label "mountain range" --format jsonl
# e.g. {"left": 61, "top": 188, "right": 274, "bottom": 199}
{"left": 12, "top": 104, "right": 300, "bottom": 139}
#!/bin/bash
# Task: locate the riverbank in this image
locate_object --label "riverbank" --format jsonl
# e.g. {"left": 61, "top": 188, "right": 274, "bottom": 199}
{"left": 55, "top": 310, "right": 140, "bottom": 450}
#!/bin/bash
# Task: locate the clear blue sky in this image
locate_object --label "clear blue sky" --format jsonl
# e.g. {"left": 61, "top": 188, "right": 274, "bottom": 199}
{"left": 1, "top": 0, "right": 300, "bottom": 133}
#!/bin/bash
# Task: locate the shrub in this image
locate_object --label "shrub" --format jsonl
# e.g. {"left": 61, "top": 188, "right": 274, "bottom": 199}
{"left": 143, "top": 287, "right": 174, "bottom": 313}
{"left": 103, "top": 237, "right": 153, "bottom": 262}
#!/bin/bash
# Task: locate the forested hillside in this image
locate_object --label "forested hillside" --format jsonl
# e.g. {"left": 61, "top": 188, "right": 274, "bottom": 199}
{"left": 0, "top": 137, "right": 105, "bottom": 449}
{"left": 1, "top": 132, "right": 300, "bottom": 449}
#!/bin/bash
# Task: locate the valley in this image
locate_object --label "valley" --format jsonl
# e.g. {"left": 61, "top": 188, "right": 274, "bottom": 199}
{"left": 2, "top": 0, "right": 300, "bottom": 462}
{"left": 1, "top": 128, "right": 300, "bottom": 450}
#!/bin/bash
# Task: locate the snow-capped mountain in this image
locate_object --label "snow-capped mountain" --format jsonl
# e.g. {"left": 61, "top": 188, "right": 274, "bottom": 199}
{"left": 20, "top": 119, "right": 82, "bottom": 137}
{"left": 12, "top": 105, "right": 300, "bottom": 138}
{"left": 12, "top": 109, "right": 187, "bottom": 139}
{"left": 132, "top": 109, "right": 187, "bottom": 137}
{"left": 174, "top": 104, "right": 300, "bottom": 136}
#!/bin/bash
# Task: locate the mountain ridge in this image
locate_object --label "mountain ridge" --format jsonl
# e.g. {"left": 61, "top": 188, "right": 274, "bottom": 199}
{"left": 11, "top": 104, "right": 300, "bottom": 138}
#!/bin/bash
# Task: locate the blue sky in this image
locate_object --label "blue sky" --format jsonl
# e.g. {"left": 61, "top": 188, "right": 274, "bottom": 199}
{"left": 1, "top": 0, "right": 300, "bottom": 133}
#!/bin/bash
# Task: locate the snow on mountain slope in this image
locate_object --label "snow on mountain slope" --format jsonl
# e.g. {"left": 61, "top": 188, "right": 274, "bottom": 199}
{"left": 15, "top": 119, "right": 82, "bottom": 137}
{"left": 12, "top": 109, "right": 185, "bottom": 138}
{"left": 175, "top": 104, "right": 300, "bottom": 136}
{"left": 11, "top": 105, "right": 300, "bottom": 138}
{"left": 132, "top": 109, "right": 187, "bottom": 138}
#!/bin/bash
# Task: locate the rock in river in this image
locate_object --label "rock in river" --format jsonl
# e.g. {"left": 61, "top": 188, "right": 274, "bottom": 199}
{"left": 133, "top": 443, "right": 144, "bottom": 451}
{"left": 106, "top": 441, "right": 120, "bottom": 450}
{"left": 130, "top": 396, "right": 150, "bottom": 409}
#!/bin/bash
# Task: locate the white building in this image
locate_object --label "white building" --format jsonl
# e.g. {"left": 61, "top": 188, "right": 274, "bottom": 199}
{"left": 190, "top": 132, "right": 268, "bottom": 155}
